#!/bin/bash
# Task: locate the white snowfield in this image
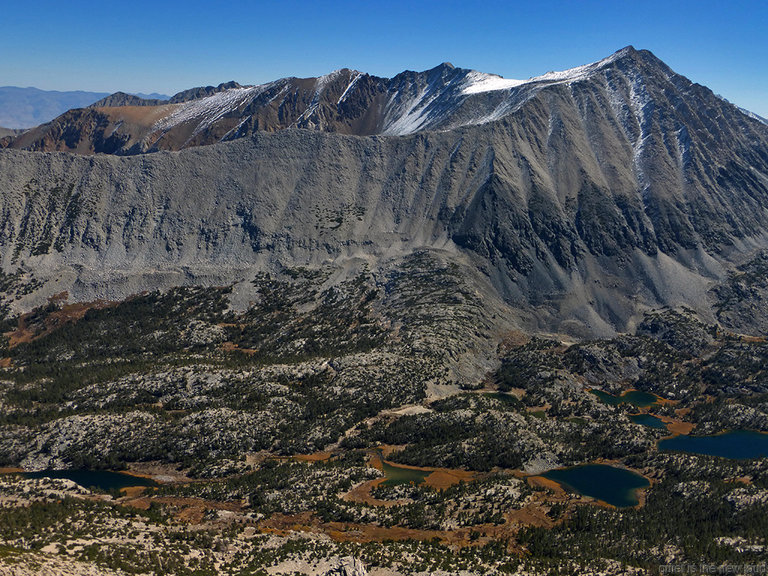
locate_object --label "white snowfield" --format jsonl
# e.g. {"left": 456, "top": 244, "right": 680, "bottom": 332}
{"left": 460, "top": 71, "right": 527, "bottom": 95}
{"left": 461, "top": 46, "right": 632, "bottom": 95}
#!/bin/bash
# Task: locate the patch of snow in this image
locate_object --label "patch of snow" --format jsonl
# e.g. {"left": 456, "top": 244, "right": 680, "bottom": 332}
{"left": 465, "top": 100, "right": 516, "bottom": 126}
{"left": 531, "top": 47, "right": 632, "bottom": 84}
{"left": 267, "top": 83, "right": 289, "bottom": 104}
{"left": 715, "top": 94, "right": 768, "bottom": 125}
{"left": 601, "top": 62, "right": 654, "bottom": 196}
{"left": 627, "top": 71, "right": 653, "bottom": 198}
{"left": 739, "top": 106, "right": 768, "bottom": 125}
{"left": 461, "top": 71, "right": 526, "bottom": 95}
{"left": 294, "top": 70, "right": 349, "bottom": 124}
{"left": 381, "top": 86, "right": 438, "bottom": 136}
{"left": 154, "top": 84, "right": 272, "bottom": 135}
{"left": 338, "top": 72, "right": 362, "bottom": 105}
{"left": 220, "top": 115, "right": 253, "bottom": 141}
{"left": 462, "top": 47, "right": 634, "bottom": 96}
{"left": 676, "top": 125, "right": 691, "bottom": 165}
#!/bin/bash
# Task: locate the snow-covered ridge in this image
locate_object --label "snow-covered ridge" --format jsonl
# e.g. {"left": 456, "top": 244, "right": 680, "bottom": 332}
{"left": 714, "top": 94, "right": 768, "bottom": 125}
{"left": 531, "top": 47, "right": 632, "bottom": 83}
{"left": 153, "top": 84, "right": 271, "bottom": 134}
{"left": 740, "top": 108, "right": 768, "bottom": 125}
{"left": 150, "top": 47, "right": 641, "bottom": 138}
{"left": 383, "top": 50, "right": 637, "bottom": 135}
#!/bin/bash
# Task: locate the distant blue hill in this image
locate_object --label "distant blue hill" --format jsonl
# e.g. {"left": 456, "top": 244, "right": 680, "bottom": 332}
{"left": 0, "top": 86, "right": 169, "bottom": 129}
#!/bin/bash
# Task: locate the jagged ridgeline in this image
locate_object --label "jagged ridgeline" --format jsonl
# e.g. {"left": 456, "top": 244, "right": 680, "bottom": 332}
{"left": 1, "top": 46, "right": 768, "bottom": 339}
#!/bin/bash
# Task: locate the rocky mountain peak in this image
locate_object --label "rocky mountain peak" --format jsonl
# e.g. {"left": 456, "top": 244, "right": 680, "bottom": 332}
{"left": 169, "top": 81, "right": 245, "bottom": 103}
{"left": 89, "top": 92, "right": 168, "bottom": 107}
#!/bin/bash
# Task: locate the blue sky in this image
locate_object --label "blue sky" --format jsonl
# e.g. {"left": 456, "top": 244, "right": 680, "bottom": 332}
{"left": 1, "top": 0, "right": 767, "bottom": 116}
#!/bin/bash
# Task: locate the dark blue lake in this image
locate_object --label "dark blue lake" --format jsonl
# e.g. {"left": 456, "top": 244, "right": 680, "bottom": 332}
{"left": 16, "top": 470, "right": 157, "bottom": 491}
{"left": 659, "top": 430, "right": 768, "bottom": 459}
{"left": 629, "top": 413, "right": 668, "bottom": 430}
{"left": 542, "top": 464, "right": 650, "bottom": 507}
{"left": 591, "top": 389, "right": 659, "bottom": 407}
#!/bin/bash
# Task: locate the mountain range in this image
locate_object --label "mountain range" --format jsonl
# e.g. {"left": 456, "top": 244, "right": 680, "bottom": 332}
{"left": 1, "top": 46, "right": 768, "bottom": 338}
{"left": 0, "top": 86, "right": 168, "bottom": 130}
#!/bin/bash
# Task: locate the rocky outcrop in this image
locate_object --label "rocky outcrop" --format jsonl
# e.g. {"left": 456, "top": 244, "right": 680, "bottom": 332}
{"left": 710, "top": 251, "right": 768, "bottom": 335}
{"left": 168, "top": 81, "right": 244, "bottom": 103}
{"left": 323, "top": 557, "right": 367, "bottom": 576}
{"left": 89, "top": 92, "right": 167, "bottom": 107}
{"left": 0, "top": 126, "right": 22, "bottom": 149}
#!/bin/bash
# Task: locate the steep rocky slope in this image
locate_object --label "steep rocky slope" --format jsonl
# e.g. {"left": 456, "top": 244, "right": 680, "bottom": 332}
{"left": 0, "top": 47, "right": 767, "bottom": 337}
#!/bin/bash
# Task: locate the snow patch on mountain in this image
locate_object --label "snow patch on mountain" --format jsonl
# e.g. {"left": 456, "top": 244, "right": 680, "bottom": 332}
{"left": 153, "top": 85, "right": 268, "bottom": 135}
{"left": 715, "top": 94, "right": 768, "bottom": 125}
{"left": 535, "top": 46, "right": 635, "bottom": 84}
{"left": 338, "top": 72, "right": 363, "bottom": 105}
{"left": 738, "top": 106, "right": 768, "bottom": 125}
{"left": 461, "top": 72, "right": 526, "bottom": 95}
{"left": 462, "top": 47, "right": 634, "bottom": 97}
{"left": 381, "top": 86, "right": 436, "bottom": 136}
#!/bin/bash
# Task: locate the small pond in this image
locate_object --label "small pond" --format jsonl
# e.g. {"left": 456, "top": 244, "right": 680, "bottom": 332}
{"left": 629, "top": 413, "right": 668, "bottom": 430}
{"left": 591, "top": 389, "right": 659, "bottom": 407}
{"left": 380, "top": 460, "right": 431, "bottom": 486}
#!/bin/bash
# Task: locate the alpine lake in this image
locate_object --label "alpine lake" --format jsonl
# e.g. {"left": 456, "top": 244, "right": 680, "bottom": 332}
{"left": 659, "top": 430, "right": 768, "bottom": 459}
{"left": 541, "top": 464, "right": 650, "bottom": 508}
{"left": 553, "top": 390, "right": 768, "bottom": 505}
{"left": 380, "top": 460, "right": 431, "bottom": 486}
{"left": 629, "top": 413, "right": 668, "bottom": 429}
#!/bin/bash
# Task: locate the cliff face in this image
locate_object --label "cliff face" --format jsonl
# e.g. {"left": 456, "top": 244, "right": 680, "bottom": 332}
{"left": 1, "top": 48, "right": 767, "bottom": 336}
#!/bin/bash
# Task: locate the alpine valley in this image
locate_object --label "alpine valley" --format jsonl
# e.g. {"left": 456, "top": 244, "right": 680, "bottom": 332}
{"left": 1, "top": 47, "right": 768, "bottom": 576}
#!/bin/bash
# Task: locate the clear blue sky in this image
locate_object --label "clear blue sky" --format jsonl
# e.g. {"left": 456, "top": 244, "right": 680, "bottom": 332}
{"left": 2, "top": 0, "right": 767, "bottom": 116}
